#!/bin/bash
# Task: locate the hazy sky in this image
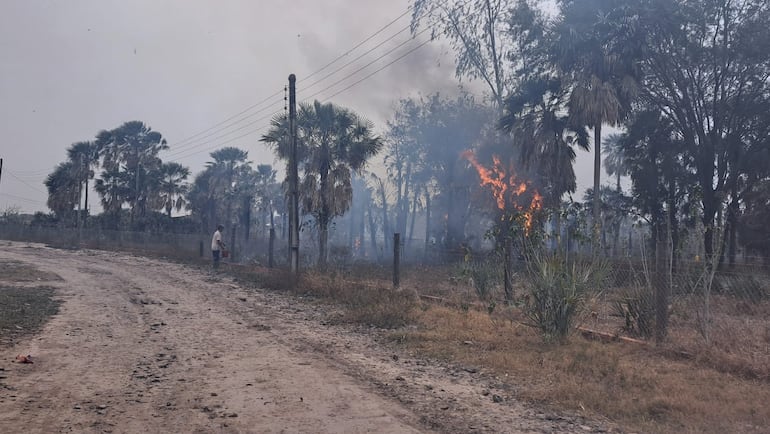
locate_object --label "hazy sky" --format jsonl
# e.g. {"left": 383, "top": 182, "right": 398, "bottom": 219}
{"left": 0, "top": 0, "right": 596, "bottom": 214}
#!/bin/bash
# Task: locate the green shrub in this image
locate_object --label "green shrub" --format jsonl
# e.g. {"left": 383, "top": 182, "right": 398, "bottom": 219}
{"left": 525, "top": 253, "right": 606, "bottom": 342}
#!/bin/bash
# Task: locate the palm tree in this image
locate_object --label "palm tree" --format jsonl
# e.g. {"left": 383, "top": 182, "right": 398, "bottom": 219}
{"left": 603, "top": 133, "right": 628, "bottom": 192}
{"left": 207, "top": 147, "right": 250, "bottom": 228}
{"left": 96, "top": 121, "right": 168, "bottom": 222}
{"left": 186, "top": 170, "right": 217, "bottom": 233}
{"left": 44, "top": 162, "right": 80, "bottom": 223}
{"left": 66, "top": 141, "right": 100, "bottom": 222}
{"left": 262, "top": 100, "right": 383, "bottom": 268}
{"left": 602, "top": 133, "right": 630, "bottom": 255}
{"left": 156, "top": 162, "right": 190, "bottom": 218}
{"left": 94, "top": 169, "right": 132, "bottom": 228}
{"left": 555, "top": 0, "right": 638, "bottom": 254}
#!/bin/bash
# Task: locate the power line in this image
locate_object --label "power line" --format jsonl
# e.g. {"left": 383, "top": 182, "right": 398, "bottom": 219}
{"left": 298, "top": 26, "right": 412, "bottom": 95}
{"left": 301, "top": 29, "right": 434, "bottom": 102}
{"left": 297, "top": 0, "right": 452, "bottom": 95}
{"left": 164, "top": 99, "right": 284, "bottom": 159}
{"left": 0, "top": 192, "right": 46, "bottom": 205}
{"left": 169, "top": 89, "right": 284, "bottom": 150}
{"left": 302, "top": 5, "right": 413, "bottom": 82}
{"left": 167, "top": 108, "right": 284, "bottom": 163}
{"left": 320, "top": 38, "right": 434, "bottom": 103}
{"left": 298, "top": 0, "right": 459, "bottom": 102}
{"left": 6, "top": 170, "right": 47, "bottom": 195}
{"left": 169, "top": 122, "right": 274, "bottom": 163}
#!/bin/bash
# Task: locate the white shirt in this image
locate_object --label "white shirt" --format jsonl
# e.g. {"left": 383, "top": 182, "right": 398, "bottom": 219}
{"left": 211, "top": 230, "right": 222, "bottom": 251}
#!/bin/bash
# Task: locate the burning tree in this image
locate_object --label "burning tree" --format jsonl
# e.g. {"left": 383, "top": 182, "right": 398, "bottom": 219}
{"left": 463, "top": 150, "right": 544, "bottom": 301}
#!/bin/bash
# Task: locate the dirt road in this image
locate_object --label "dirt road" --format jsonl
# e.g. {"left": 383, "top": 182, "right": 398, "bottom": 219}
{"left": 0, "top": 242, "right": 613, "bottom": 433}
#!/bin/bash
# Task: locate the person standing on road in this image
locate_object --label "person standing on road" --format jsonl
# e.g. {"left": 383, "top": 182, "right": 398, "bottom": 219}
{"left": 211, "top": 224, "right": 226, "bottom": 270}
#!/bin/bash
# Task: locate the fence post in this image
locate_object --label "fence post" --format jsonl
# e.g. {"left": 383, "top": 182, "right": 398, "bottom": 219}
{"left": 268, "top": 227, "right": 275, "bottom": 268}
{"left": 393, "top": 233, "right": 400, "bottom": 288}
{"left": 655, "top": 238, "right": 670, "bottom": 343}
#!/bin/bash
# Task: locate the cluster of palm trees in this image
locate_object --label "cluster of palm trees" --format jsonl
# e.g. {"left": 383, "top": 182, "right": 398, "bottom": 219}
{"left": 186, "top": 147, "right": 280, "bottom": 240}
{"left": 45, "top": 121, "right": 189, "bottom": 229}
{"left": 44, "top": 120, "right": 286, "bottom": 238}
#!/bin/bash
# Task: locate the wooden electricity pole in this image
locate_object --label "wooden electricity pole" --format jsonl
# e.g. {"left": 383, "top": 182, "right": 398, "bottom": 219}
{"left": 288, "top": 74, "right": 299, "bottom": 277}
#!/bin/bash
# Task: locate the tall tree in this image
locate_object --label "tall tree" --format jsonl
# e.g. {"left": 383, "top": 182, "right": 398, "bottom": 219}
{"left": 262, "top": 100, "right": 383, "bottom": 268}
{"left": 95, "top": 121, "right": 168, "bottom": 223}
{"left": 553, "top": 0, "right": 639, "bottom": 254}
{"left": 412, "top": 0, "right": 514, "bottom": 108}
{"left": 630, "top": 0, "right": 770, "bottom": 259}
{"left": 386, "top": 98, "right": 426, "bottom": 242}
{"left": 602, "top": 133, "right": 631, "bottom": 254}
{"left": 620, "top": 110, "right": 693, "bottom": 262}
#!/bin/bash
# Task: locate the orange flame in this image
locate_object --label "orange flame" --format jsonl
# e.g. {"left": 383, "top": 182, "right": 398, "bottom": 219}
{"left": 462, "top": 150, "right": 543, "bottom": 234}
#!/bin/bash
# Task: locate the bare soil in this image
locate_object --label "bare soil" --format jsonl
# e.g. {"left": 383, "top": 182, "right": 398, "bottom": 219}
{"left": 0, "top": 242, "right": 617, "bottom": 433}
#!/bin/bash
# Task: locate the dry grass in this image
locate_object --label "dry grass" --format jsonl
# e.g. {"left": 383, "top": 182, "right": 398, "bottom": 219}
{"left": 218, "top": 262, "right": 770, "bottom": 432}
{"left": 395, "top": 305, "right": 770, "bottom": 433}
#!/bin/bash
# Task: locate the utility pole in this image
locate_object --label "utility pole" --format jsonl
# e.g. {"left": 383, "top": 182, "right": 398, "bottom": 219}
{"left": 0, "top": 158, "right": 3, "bottom": 190}
{"left": 288, "top": 74, "right": 300, "bottom": 277}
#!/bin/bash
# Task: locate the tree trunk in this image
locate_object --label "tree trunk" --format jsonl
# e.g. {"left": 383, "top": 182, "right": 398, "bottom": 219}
{"left": 727, "top": 193, "right": 739, "bottom": 269}
{"left": 379, "top": 182, "right": 390, "bottom": 251}
{"left": 503, "top": 235, "right": 513, "bottom": 302}
{"left": 408, "top": 190, "right": 418, "bottom": 243}
{"left": 319, "top": 219, "right": 328, "bottom": 269}
{"left": 84, "top": 178, "right": 89, "bottom": 226}
{"left": 592, "top": 123, "right": 602, "bottom": 256}
{"left": 243, "top": 197, "right": 251, "bottom": 241}
{"left": 367, "top": 204, "right": 379, "bottom": 261}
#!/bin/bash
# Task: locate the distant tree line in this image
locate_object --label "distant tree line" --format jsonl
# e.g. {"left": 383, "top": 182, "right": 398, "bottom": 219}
{"left": 38, "top": 0, "right": 770, "bottom": 268}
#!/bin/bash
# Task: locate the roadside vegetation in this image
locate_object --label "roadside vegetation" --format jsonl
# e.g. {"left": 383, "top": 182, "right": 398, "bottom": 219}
{"left": 222, "top": 260, "right": 770, "bottom": 434}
